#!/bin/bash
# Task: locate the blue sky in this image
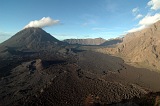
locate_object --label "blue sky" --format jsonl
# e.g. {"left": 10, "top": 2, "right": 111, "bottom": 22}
{"left": 0, "top": 0, "right": 160, "bottom": 43}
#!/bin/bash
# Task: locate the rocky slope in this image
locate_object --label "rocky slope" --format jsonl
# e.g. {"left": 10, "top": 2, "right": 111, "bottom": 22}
{"left": 0, "top": 27, "right": 68, "bottom": 59}
{"left": 0, "top": 27, "right": 64, "bottom": 52}
{"left": 97, "top": 20, "right": 160, "bottom": 71}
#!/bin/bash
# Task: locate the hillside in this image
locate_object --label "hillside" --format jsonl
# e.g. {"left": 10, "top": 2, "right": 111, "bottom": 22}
{"left": 0, "top": 27, "right": 64, "bottom": 52}
{"left": 0, "top": 27, "right": 67, "bottom": 59}
{"left": 96, "top": 20, "right": 160, "bottom": 71}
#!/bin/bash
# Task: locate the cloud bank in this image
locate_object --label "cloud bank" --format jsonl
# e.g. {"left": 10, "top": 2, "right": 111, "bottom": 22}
{"left": 128, "top": 13, "right": 160, "bottom": 33}
{"left": 24, "top": 17, "right": 60, "bottom": 28}
{"left": 148, "top": 0, "right": 160, "bottom": 10}
{"left": 139, "top": 13, "right": 160, "bottom": 25}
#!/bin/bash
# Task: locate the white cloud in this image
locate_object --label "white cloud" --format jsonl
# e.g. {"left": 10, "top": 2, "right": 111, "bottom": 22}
{"left": 128, "top": 13, "right": 160, "bottom": 33}
{"left": 139, "top": 13, "right": 160, "bottom": 25}
{"left": 132, "top": 7, "right": 139, "bottom": 14}
{"left": 135, "top": 14, "right": 143, "bottom": 19}
{"left": 127, "top": 25, "right": 146, "bottom": 33}
{"left": 132, "top": 7, "right": 143, "bottom": 20}
{"left": 24, "top": 17, "right": 60, "bottom": 28}
{"left": 148, "top": 0, "right": 160, "bottom": 10}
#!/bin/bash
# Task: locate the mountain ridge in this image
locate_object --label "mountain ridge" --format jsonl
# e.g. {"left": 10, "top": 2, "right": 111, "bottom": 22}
{"left": 64, "top": 37, "right": 122, "bottom": 46}
{"left": 64, "top": 38, "right": 106, "bottom": 45}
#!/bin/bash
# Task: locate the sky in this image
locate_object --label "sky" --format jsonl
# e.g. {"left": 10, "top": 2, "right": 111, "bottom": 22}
{"left": 0, "top": 0, "right": 160, "bottom": 43}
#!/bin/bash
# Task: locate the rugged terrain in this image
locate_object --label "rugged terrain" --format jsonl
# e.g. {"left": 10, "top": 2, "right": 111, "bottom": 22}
{"left": 0, "top": 27, "right": 160, "bottom": 106}
{"left": 96, "top": 20, "right": 160, "bottom": 72}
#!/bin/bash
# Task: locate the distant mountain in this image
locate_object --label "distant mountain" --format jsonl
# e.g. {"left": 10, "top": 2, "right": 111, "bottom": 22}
{"left": 64, "top": 38, "right": 122, "bottom": 46}
{"left": 0, "top": 27, "right": 63, "bottom": 51}
{"left": 64, "top": 38, "right": 106, "bottom": 45}
{"left": 100, "top": 38, "right": 122, "bottom": 46}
